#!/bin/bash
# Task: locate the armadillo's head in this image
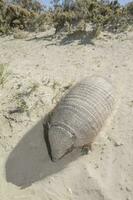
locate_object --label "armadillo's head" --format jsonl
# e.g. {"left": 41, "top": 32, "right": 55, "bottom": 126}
{"left": 48, "top": 125, "right": 75, "bottom": 161}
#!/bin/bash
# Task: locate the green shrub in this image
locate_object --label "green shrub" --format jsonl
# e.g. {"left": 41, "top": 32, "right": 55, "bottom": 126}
{"left": 127, "top": 2, "right": 133, "bottom": 15}
{"left": 52, "top": 0, "right": 129, "bottom": 34}
{"left": 5, "top": 5, "right": 32, "bottom": 29}
{"left": 0, "top": 0, "right": 132, "bottom": 36}
{"left": 0, "top": 0, "right": 46, "bottom": 34}
{"left": 12, "top": 0, "right": 44, "bottom": 13}
{"left": 0, "top": 0, "right": 9, "bottom": 34}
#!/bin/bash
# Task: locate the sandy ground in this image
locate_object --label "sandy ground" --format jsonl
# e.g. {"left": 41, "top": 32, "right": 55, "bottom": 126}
{"left": 0, "top": 30, "right": 133, "bottom": 200}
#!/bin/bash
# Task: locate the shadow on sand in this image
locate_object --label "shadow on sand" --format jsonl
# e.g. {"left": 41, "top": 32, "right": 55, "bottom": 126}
{"left": 26, "top": 31, "right": 95, "bottom": 46}
{"left": 5, "top": 114, "right": 80, "bottom": 189}
{"left": 59, "top": 31, "right": 95, "bottom": 46}
{"left": 26, "top": 34, "right": 55, "bottom": 42}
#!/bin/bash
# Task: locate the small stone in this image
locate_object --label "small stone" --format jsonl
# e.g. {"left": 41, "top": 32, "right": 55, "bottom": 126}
{"left": 126, "top": 187, "right": 131, "bottom": 192}
{"left": 114, "top": 141, "right": 123, "bottom": 147}
{"left": 95, "top": 164, "right": 99, "bottom": 169}
{"left": 67, "top": 187, "right": 72, "bottom": 194}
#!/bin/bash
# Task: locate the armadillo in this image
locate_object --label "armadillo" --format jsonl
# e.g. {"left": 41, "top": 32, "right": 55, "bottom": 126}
{"left": 46, "top": 76, "right": 114, "bottom": 161}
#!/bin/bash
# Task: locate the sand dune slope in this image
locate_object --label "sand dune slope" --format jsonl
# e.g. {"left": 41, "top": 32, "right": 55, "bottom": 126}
{"left": 0, "top": 31, "right": 133, "bottom": 200}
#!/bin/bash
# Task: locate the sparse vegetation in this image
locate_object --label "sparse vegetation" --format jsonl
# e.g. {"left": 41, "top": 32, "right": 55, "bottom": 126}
{"left": 0, "top": 0, "right": 133, "bottom": 36}
{"left": 9, "top": 83, "right": 39, "bottom": 114}
{"left": 13, "top": 98, "right": 28, "bottom": 113}
{"left": 0, "top": 64, "right": 9, "bottom": 87}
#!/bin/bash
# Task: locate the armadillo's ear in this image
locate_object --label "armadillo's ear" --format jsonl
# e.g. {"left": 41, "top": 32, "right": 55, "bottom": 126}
{"left": 48, "top": 126, "right": 75, "bottom": 161}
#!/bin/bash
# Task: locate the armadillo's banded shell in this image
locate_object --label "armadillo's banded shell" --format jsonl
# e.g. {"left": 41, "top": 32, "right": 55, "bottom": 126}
{"left": 48, "top": 76, "right": 114, "bottom": 161}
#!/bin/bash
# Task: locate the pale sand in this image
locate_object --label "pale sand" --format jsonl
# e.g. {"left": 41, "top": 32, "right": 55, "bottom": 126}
{"left": 0, "top": 30, "right": 133, "bottom": 200}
